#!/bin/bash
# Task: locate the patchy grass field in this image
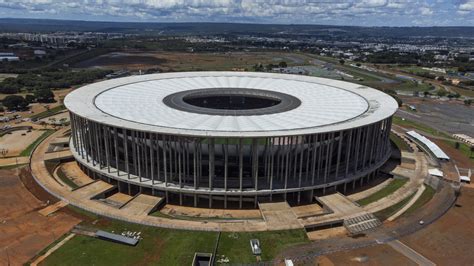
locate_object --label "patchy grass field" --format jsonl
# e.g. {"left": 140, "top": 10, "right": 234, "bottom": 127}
{"left": 392, "top": 116, "right": 451, "bottom": 138}
{"left": 72, "top": 51, "right": 311, "bottom": 72}
{"left": 20, "top": 129, "right": 54, "bottom": 157}
{"left": 393, "top": 116, "right": 473, "bottom": 163}
{"left": 30, "top": 105, "right": 66, "bottom": 120}
{"left": 373, "top": 192, "right": 415, "bottom": 221}
{"left": 390, "top": 132, "right": 411, "bottom": 152}
{"left": 405, "top": 185, "right": 436, "bottom": 215}
{"left": 357, "top": 178, "right": 408, "bottom": 206}
{"left": 217, "top": 230, "right": 308, "bottom": 264}
{"left": 41, "top": 206, "right": 308, "bottom": 265}
{"left": 41, "top": 218, "right": 217, "bottom": 266}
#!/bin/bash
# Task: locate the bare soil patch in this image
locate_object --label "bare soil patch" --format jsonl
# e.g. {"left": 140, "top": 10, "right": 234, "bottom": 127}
{"left": 430, "top": 137, "right": 473, "bottom": 169}
{"left": 323, "top": 243, "right": 416, "bottom": 266}
{"left": 0, "top": 169, "right": 80, "bottom": 265}
{"left": 0, "top": 129, "right": 43, "bottom": 156}
{"left": 74, "top": 52, "right": 167, "bottom": 69}
{"left": 401, "top": 187, "right": 474, "bottom": 265}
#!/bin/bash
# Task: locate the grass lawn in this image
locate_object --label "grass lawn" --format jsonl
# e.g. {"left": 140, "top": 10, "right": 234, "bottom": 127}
{"left": 404, "top": 185, "right": 436, "bottom": 215}
{"left": 393, "top": 116, "right": 473, "bottom": 162}
{"left": 19, "top": 129, "right": 54, "bottom": 157}
{"left": 42, "top": 218, "right": 217, "bottom": 266}
{"left": 390, "top": 132, "right": 411, "bottom": 152}
{"left": 217, "top": 230, "right": 309, "bottom": 264}
{"left": 357, "top": 178, "right": 408, "bottom": 206}
{"left": 442, "top": 139, "right": 474, "bottom": 161}
{"left": 395, "top": 81, "right": 432, "bottom": 92}
{"left": 30, "top": 105, "right": 66, "bottom": 120}
{"left": 392, "top": 116, "right": 452, "bottom": 139}
{"left": 373, "top": 192, "right": 416, "bottom": 221}
{"left": 42, "top": 206, "right": 308, "bottom": 265}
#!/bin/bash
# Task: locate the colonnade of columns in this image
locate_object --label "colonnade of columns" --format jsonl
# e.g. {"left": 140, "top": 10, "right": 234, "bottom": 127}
{"left": 70, "top": 112, "right": 393, "bottom": 207}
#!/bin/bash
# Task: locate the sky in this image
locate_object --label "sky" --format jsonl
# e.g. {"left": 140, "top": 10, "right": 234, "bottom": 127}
{"left": 0, "top": 0, "right": 473, "bottom": 26}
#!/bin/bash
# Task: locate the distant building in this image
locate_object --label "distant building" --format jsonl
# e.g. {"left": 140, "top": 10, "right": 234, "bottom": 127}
{"left": 34, "top": 50, "right": 47, "bottom": 57}
{"left": 0, "top": 52, "right": 19, "bottom": 61}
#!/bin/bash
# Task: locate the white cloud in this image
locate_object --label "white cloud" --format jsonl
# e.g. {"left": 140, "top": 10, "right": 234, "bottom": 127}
{"left": 0, "top": 0, "right": 468, "bottom": 25}
{"left": 458, "top": 0, "right": 474, "bottom": 12}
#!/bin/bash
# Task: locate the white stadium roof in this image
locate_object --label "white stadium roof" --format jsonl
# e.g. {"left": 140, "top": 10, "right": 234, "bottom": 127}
{"left": 65, "top": 72, "right": 398, "bottom": 137}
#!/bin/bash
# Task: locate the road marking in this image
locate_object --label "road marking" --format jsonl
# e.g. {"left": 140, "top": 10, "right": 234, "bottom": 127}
{"left": 388, "top": 240, "right": 435, "bottom": 266}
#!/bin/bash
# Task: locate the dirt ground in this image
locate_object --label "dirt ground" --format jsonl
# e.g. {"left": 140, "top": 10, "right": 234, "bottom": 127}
{"left": 306, "top": 227, "right": 347, "bottom": 241}
{"left": 160, "top": 204, "right": 262, "bottom": 219}
{"left": 0, "top": 129, "right": 43, "bottom": 156}
{"left": 72, "top": 51, "right": 311, "bottom": 71}
{"left": 401, "top": 187, "right": 474, "bottom": 265}
{"left": 314, "top": 244, "right": 417, "bottom": 266}
{"left": 292, "top": 203, "right": 325, "bottom": 218}
{"left": 40, "top": 111, "right": 70, "bottom": 124}
{"left": 430, "top": 137, "right": 473, "bottom": 169}
{"left": 0, "top": 169, "right": 80, "bottom": 265}
{"left": 59, "top": 161, "right": 93, "bottom": 186}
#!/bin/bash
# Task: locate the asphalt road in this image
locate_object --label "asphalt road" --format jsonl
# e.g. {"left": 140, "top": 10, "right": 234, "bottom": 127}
{"left": 396, "top": 99, "right": 474, "bottom": 136}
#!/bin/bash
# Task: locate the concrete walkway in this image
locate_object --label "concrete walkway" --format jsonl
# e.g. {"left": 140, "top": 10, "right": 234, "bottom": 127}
{"left": 258, "top": 202, "right": 303, "bottom": 230}
{"left": 30, "top": 127, "right": 431, "bottom": 232}
{"left": 363, "top": 151, "right": 428, "bottom": 213}
{"left": 30, "top": 128, "right": 271, "bottom": 231}
{"left": 0, "top": 156, "right": 29, "bottom": 167}
{"left": 387, "top": 185, "right": 426, "bottom": 222}
{"left": 388, "top": 240, "right": 436, "bottom": 266}
{"left": 348, "top": 178, "right": 393, "bottom": 201}
{"left": 31, "top": 233, "right": 76, "bottom": 266}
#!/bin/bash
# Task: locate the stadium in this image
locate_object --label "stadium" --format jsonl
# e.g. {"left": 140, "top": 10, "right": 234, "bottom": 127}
{"left": 65, "top": 72, "right": 398, "bottom": 209}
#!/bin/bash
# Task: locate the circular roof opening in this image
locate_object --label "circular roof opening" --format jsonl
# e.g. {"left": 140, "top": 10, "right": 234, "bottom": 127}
{"left": 183, "top": 94, "right": 281, "bottom": 110}
{"left": 163, "top": 88, "right": 301, "bottom": 116}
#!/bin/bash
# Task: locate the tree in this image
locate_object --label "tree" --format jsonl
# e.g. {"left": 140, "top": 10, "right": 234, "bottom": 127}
{"left": 266, "top": 63, "right": 277, "bottom": 71}
{"left": 2, "top": 95, "right": 28, "bottom": 110}
{"left": 455, "top": 142, "right": 460, "bottom": 150}
{"left": 25, "top": 94, "right": 35, "bottom": 104}
{"left": 278, "top": 61, "right": 287, "bottom": 68}
{"left": 339, "top": 59, "right": 345, "bottom": 65}
{"left": 34, "top": 88, "right": 55, "bottom": 103}
{"left": 464, "top": 99, "right": 472, "bottom": 106}
{"left": 436, "top": 90, "right": 447, "bottom": 97}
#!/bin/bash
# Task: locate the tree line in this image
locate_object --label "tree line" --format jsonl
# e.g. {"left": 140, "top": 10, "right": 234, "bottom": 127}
{"left": 0, "top": 68, "right": 112, "bottom": 94}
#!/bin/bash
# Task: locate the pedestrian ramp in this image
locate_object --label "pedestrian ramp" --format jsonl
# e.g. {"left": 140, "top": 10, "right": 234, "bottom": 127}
{"left": 72, "top": 180, "right": 115, "bottom": 200}
{"left": 258, "top": 201, "right": 303, "bottom": 230}
{"left": 343, "top": 213, "right": 382, "bottom": 235}
{"left": 120, "top": 194, "right": 164, "bottom": 216}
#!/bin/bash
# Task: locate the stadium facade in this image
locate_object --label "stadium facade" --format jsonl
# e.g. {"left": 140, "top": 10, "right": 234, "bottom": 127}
{"left": 65, "top": 72, "right": 398, "bottom": 208}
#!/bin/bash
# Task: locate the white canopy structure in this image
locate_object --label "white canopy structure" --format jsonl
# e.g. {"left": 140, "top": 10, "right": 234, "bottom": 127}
{"left": 406, "top": 131, "right": 450, "bottom": 161}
